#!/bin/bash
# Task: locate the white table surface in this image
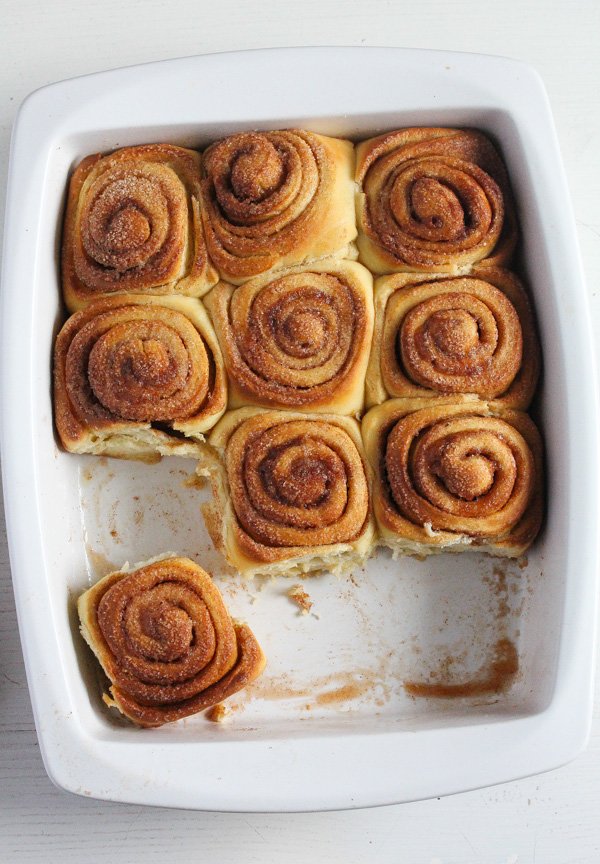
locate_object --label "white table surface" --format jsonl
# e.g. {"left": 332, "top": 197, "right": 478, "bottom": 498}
{"left": 1, "top": 1, "right": 599, "bottom": 861}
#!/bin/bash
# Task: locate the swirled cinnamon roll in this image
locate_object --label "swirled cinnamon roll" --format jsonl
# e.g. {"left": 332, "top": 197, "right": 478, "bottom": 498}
{"left": 78, "top": 556, "right": 265, "bottom": 727}
{"left": 356, "top": 128, "right": 517, "bottom": 275}
{"left": 200, "top": 130, "right": 357, "bottom": 284}
{"left": 366, "top": 266, "right": 540, "bottom": 409}
{"left": 54, "top": 295, "right": 227, "bottom": 462}
{"left": 362, "top": 397, "right": 543, "bottom": 557}
{"left": 205, "top": 261, "right": 374, "bottom": 415}
{"left": 203, "top": 409, "right": 375, "bottom": 577}
{"left": 62, "top": 144, "right": 217, "bottom": 311}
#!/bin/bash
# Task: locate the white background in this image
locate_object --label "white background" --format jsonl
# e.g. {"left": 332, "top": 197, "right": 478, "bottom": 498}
{"left": 1, "top": 0, "right": 599, "bottom": 861}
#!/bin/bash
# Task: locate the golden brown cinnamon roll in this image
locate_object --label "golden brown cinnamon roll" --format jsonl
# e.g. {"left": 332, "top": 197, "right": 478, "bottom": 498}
{"left": 366, "top": 266, "right": 540, "bottom": 409}
{"left": 54, "top": 295, "right": 227, "bottom": 462}
{"left": 62, "top": 144, "right": 217, "bottom": 311}
{"left": 203, "top": 409, "right": 375, "bottom": 577}
{"left": 356, "top": 128, "right": 517, "bottom": 275}
{"left": 78, "top": 556, "right": 265, "bottom": 728}
{"left": 205, "top": 260, "right": 374, "bottom": 415}
{"left": 200, "top": 130, "right": 357, "bottom": 283}
{"left": 362, "top": 396, "right": 543, "bottom": 557}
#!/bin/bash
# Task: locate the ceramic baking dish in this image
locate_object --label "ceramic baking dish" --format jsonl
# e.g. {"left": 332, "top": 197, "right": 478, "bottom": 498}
{"left": 1, "top": 47, "right": 598, "bottom": 811}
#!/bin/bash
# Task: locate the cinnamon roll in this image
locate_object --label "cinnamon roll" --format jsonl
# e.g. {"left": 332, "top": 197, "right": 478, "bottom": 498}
{"left": 203, "top": 409, "right": 375, "bottom": 577}
{"left": 366, "top": 266, "right": 540, "bottom": 409}
{"left": 54, "top": 294, "right": 227, "bottom": 462}
{"left": 62, "top": 144, "right": 217, "bottom": 311}
{"left": 362, "top": 396, "right": 543, "bottom": 557}
{"left": 200, "top": 130, "right": 357, "bottom": 284}
{"left": 78, "top": 556, "right": 265, "bottom": 727}
{"left": 356, "top": 128, "right": 517, "bottom": 275}
{"left": 205, "top": 260, "right": 374, "bottom": 415}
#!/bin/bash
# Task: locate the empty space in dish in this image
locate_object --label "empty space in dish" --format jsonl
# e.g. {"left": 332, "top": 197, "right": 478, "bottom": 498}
{"left": 75, "top": 454, "right": 542, "bottom": 738}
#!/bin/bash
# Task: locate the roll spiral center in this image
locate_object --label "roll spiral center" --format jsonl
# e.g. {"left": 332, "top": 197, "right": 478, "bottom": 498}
{"left": 267, "top": 446, "right": 337, "bottom": 509}
{"left": 396, "top": 176, "right": 465, "bottom": 240}
{"left": 431, "top": 438, "right": 497, "bottom": 501}
{"left": 424, "top": 309, "right": 481, "bottom": 357}
{"left": 277, "top": 308, "right": 327, "bottom": 356}
{"left": 136, "top": 599, "right": 194, "bottom": 661}
{"left": 105, "top": 206, "right": 152, "bottom": 251}
{"left": 230, "top": 138, "right": 285, "bottom": 201}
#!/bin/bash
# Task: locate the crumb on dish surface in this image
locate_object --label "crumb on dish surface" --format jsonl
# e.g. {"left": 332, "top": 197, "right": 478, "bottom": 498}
{"left": 288, "top": 584, "right": 314, "bottom": 615}
{"left": 206, "top": 703, "right": 229, "bottom": 723}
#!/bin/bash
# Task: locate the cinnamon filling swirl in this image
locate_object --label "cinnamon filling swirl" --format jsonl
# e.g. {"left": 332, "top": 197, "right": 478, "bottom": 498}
{"left": 208, "top": 265, "right": 372, "bottom": 410}
{"left": 64, "top": 305, "right": 211, "bottom": 424}
{"left": 384, "top": 409, "right": 535, "bottom": 538}
{"left": 385, "top": 279, "right": 523, "bottom": 398}
{"left": 201, "top": 130, "right": 353, "bottom": 280}
{"left": 226, "top": 416, "right": 370, "bottom": 549}
{"left": 63, "top": 144, "right": 215, "bottom": 310}
{"left": 357, "top": 128, "right": 517, "bottom": 272}
{"left": 78, "top": 558, "right": 265, "bottom": 727}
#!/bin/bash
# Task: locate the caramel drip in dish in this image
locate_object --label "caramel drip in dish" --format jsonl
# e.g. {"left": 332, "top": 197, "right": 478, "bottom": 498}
{"left": 226, "top": 414, "right": 370, "bottom": 550}
{"left": 209, "top": 268, "right": 370, "bottom": 408}
{"left": 404, "top": 638, "right": 518, "bottom": 698}
{"left": 357, "top": 128, "right": 517, "bottom": 272}
{"left": 79, "top": 558, "right": 265, "bottom": 727}
{"left": 384, "top": 406, "right": 535, "bottom": 538}
{"left": 201, "top": 130, "right": 334, "bottom": 279}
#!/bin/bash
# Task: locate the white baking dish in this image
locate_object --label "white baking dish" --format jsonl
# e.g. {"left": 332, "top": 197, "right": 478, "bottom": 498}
{"left": 1, "top": 47, "right": 598, "bottom": 811}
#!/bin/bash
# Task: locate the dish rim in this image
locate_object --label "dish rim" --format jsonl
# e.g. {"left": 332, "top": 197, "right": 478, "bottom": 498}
{"left": 1, "top": 46, "right": 598, "bottom": 811}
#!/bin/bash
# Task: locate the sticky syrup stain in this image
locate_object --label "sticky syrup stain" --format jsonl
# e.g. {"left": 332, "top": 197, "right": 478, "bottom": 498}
{"left": 315, "top": 681, "right": 369, "bottom": 705}
{"left": 251, "top": 666, "right": 393, "bottom": 709}
{"left": 404, "top": 638, "right": 518, "bottom": 698}
{"left": 402, "top": 556, "right": 525, "bottom": 700}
